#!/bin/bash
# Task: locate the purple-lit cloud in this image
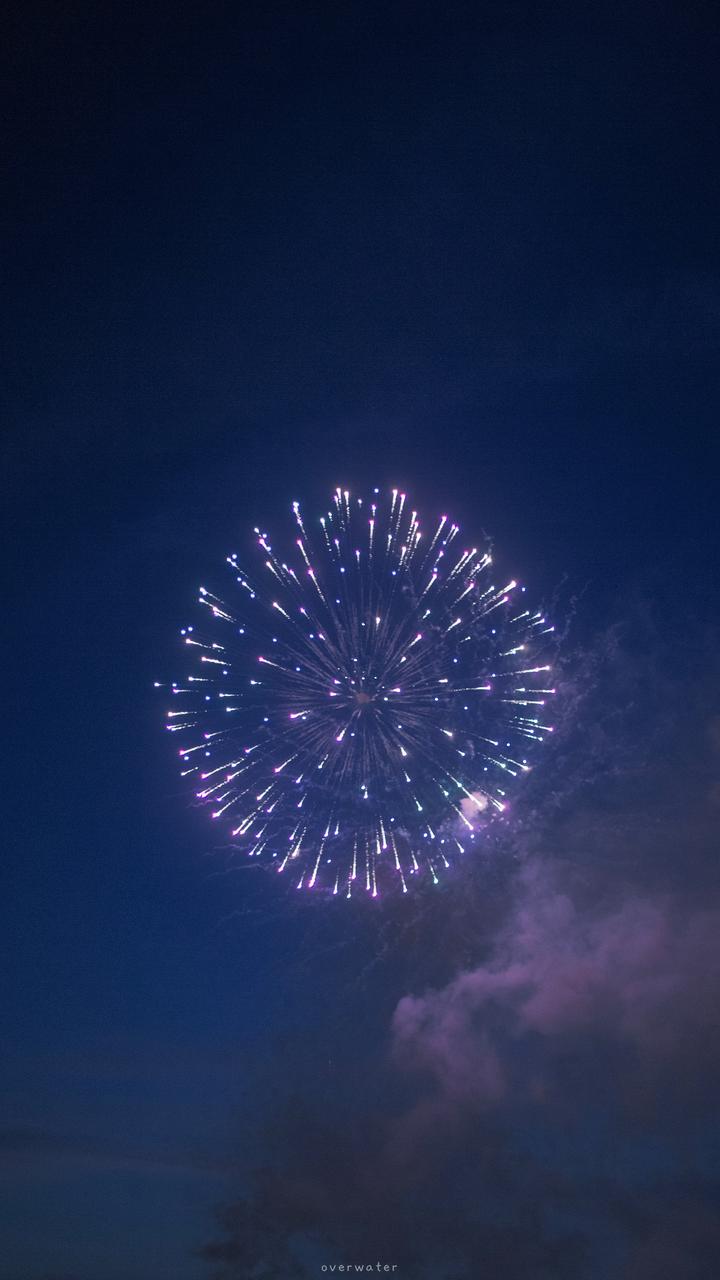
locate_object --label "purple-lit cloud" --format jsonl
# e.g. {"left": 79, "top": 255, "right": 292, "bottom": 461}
{"left": 199, "top": 620, "right": 720, "bottom": 1278}
{"left": 393, "top": 869, "right": 720, "bottom": 1110}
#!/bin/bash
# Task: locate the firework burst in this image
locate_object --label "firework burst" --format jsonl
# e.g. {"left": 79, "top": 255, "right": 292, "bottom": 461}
{"left": 160, "top": 488, "right": 556, "bottom": 898}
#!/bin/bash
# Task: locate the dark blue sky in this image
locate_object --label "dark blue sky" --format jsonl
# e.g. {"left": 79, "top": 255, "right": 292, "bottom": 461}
{"left": 3, "top": 3, "right": 720, "bottom": 1278}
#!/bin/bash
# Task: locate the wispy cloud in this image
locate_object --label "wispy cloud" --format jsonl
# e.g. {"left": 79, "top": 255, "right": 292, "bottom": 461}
{"left": 198, "top": 613, "right": 720, "bottom": 1278}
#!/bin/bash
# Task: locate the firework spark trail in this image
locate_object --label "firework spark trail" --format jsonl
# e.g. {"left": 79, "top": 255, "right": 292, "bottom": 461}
{"left": 160, "top": 488, "right": 556, "bottom": 897}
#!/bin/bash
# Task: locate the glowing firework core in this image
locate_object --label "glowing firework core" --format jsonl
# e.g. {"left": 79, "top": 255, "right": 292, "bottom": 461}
{"left": 163, "top": 487, "right": 555, "bottom": 898}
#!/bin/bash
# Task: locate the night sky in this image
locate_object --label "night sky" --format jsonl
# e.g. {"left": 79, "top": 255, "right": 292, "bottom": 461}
{"left": 4, "top": 3, "right": 720, "bottom": 1278}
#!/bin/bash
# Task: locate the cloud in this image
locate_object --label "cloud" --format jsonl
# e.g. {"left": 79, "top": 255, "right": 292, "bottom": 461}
{"left": 392, "top": 869, "right": 720, "bottom": 1112}
{"left": 199, "top": 859, "right": 720, "bottom": 1278}
{"left": 199, "top": 618, "right": 720, "bottom": 1278}
{"left": 459, "top": 791, "right": 488, "bottom": 820}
